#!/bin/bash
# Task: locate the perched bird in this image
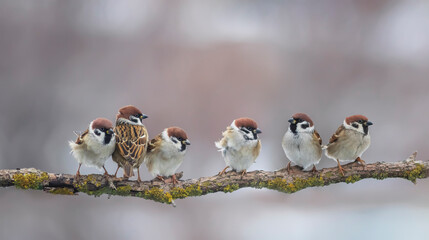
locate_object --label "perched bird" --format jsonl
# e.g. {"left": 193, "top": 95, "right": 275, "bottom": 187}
{"left": 112, "top": 105, "right": 149, "bottom": 182}
{"left": 282, "top": 113, "right": 322, "bottom": 173}
{"left": 216, "top": 117, "right": 262, "bottom": 176}
{"left": 144, "top": 127, "right": 190, "bottom": 184}
{"left": 325, "top": 115, "right": 373, "bottom": 176}
{"left": 69, "top": 118, "right": 115, "bottom": 179}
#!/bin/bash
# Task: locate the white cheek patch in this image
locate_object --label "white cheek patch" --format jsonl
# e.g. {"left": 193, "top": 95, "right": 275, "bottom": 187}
{"left": 97, "top": 132, "right": 105, "bottom": 140}
{"left": 298, "top": 122, "right": 309, "bottom": 130}
{"left": 129, "top": 116, "right": 140, "bottom": 124}
{"left": 297, "top": 122, "right": 314, "bottom": 133}
{"left": 344, "top": 122, "right": 365, "bottom": 134}
{"left": 93, "top": 129, "right": 102, "bottom": 136}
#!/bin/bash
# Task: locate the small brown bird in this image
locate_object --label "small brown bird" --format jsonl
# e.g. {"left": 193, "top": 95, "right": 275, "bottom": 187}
{"left": 282, "top": 113, "right": 322, "bottom": 173}
{"left": 216, "top": 117, "right": 262, "bottom": 176}
{"left": 69, "top": 118, "right": 115, "bottom": 179}
{"left": 325, "top": 115, "right": 373, "bottom": 176}
{"left": 144, "top": 127, "right": 190, "bottom": 184}
{"left": 112, "top": 105, "right": 149, "bottom": 182}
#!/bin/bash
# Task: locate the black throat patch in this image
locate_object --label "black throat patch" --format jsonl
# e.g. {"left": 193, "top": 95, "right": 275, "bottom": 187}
{"left": 104, "top": 134, "right": 112, "bottom": 145}
{"left": 252, "top": 132, "right": 258, "bottom": 140}
{"left": 363, "top": 125, "right": 369, "bottom": 135}
{"left": 290, "top": 123, "right": 297, "bottom": 134}
{"left": 180, "top": 143, "right": 187, "bottom": 152}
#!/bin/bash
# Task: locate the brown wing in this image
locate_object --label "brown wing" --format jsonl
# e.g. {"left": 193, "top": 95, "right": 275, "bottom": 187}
{"left": 328, "top": 125, "right": 345, "bottom": 144}
{"left": 313, "top": 130, "right": 322, "bottom": 145}
{"left": 215, "top": 126, "right": 235, "bottom": 149}
{"left": 114, "top": 124, "right": 148, "bottom": 163}
{"left": 147, "top": 134, "right": 162, "bottom": 153}
{"left": 252, "top": 140, "right": 262, "bottom": 161}
{"left": 75, "top": 129, "right": 89, "bottom": 145}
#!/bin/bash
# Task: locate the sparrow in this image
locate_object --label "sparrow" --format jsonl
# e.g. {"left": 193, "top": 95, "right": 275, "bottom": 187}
{"left": 325, "top": 115, "right": 373, "bottom": 176}
{"left": 144, "top": 127, "right": 190, "bottom": 185}
{"left": 69, "top": 118, "right": 115, "bottom": 179}
{"left": 216, "top": 117, "right": 262, "bottom": 176}
{"left": 282, "top": 113, "right": 322, "bottom": 173}
{"left": 112, "top": 105, "right": 149, "bottom": 182}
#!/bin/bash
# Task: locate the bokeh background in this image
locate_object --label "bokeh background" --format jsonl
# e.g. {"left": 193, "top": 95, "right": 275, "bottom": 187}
{"left": 1, "top": 1, "right": 429, "bottom": 239}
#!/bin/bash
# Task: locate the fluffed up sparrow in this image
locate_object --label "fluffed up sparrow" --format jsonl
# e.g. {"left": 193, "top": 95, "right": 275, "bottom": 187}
{"left": 69, "top": 118, "right": 115, "bottom": 179}
{"left": 216, "top": 117, "right": 262, "bottom": 176}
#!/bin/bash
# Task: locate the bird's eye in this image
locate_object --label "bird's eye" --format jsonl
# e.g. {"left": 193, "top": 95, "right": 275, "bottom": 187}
{"left": 100, "top": 128, "right": 105, "bottom": 132}
{"left": 352, "top": 123, "right": 359, "bottom": 128}
{"left": 298, "top": 119, "right": 303, "bottom": 123}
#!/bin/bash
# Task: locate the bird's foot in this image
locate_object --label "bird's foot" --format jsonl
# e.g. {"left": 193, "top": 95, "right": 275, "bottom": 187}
{"left": 171, "top": 174, "right": 179, "bottom": 185}
{"left": 354, "top": 157, "right": 366, "bottom": 170}
{"left": 218, "top": 166, "right": 230, "bottom": 176}
{"left": 311, "top": 165, "right": 318, "bottom": 174}
{"left": 240, "top": 170, "right": 247, "bottom": 178}
{"left": 74, "top": 172, "right": 81, "bottom": 182}
{"left": 338, "top": 165, "right": 346, "bottom": 176}
{"left": 354, "top": 157, "right": 366, "bottom": 165}
{"left": 287, "top": 162, "right": 292, "bottom": 174}
{"left": 156, "top": 175, "right": 166, "bottom": 183}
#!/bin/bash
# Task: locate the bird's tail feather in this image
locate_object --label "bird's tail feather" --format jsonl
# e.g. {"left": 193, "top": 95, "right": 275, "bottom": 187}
{"left": 123, "top": 162, "right": 134, "bottom": 178}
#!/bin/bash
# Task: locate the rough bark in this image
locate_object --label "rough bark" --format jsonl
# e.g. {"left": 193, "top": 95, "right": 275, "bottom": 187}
{"left": 0, "top": 152, "right": 427, "bottom": 206}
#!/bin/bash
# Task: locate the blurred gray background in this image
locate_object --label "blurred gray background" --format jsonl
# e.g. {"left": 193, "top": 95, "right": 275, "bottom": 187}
{"left": 1, "top": 0, "right": 429, "bottom": 239}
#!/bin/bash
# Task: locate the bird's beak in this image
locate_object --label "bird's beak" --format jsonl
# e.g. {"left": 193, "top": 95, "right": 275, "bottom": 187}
{"left": 141, "top": 114, "right": 148, "bottom": 120}
{"left": 105, "top": 129, "right": 112, "bottom": 135}
{"left": 183, "top": 139, "right": 191, "bottom": 145}
{"left": 366, "top": 121, "right": 373, "bottom": 126}
{"left": 288, "top": 118, "right": 296, "bottom": 124}
{"left": 254, "top": 128, "right": 262, "bottom": 134}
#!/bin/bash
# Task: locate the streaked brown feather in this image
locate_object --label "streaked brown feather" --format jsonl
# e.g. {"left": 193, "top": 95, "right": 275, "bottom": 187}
{"left": 329, "top": 125, "right": 345, "bottom": 144}
{"left": 75, "top": 129, "right": 89, "bottom": 145}
{"left": 145, "top": 134, "right": 163, "bottom": 173}
{"left": 218, "top": 127, "right": 234, "bottom": 148}
{"left": 313, "top": 130, "right": 322, "bottom": 145}
{"left": 113, "top": 123, "right": 148, "bottom": 167}
{"left": 147, "top": 134, "right": 162, "bottom": 153}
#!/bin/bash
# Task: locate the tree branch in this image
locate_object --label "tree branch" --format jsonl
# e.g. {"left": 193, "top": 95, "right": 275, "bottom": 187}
{"left": 0, "top": 152, "right": 427, "bottom": 206}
